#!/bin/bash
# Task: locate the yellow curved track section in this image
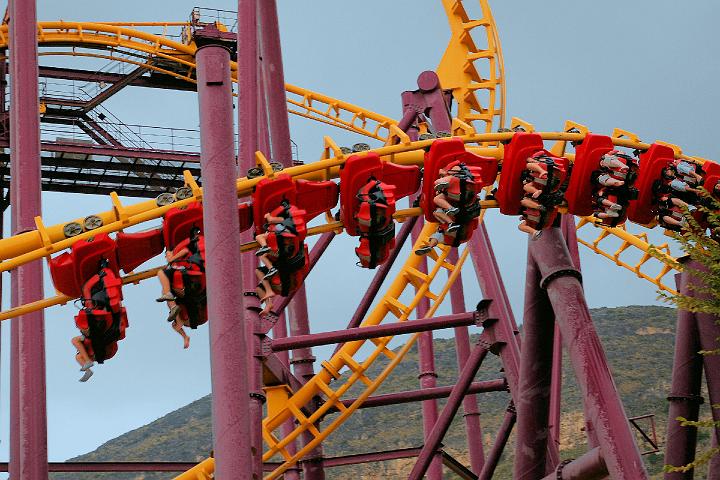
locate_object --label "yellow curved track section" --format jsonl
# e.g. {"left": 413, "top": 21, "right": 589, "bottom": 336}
{"left": 438, "top": 0, "right": 506, "bottom": 134}
{"left": 0, "top": 22, "right": 397, "bottom": 141}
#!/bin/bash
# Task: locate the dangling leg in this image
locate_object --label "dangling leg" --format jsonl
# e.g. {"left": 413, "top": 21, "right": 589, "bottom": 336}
{"left": 156, "top": 269, "right": 176, "bottom": 302}
{"left": 255, "top": 232, "right": 272, "bottom": 256}
{"left": 172, "top": 319, "right": 190, "bottom": 349}
{"left": 72, "top": 336, "right": 95, "bottom": 382}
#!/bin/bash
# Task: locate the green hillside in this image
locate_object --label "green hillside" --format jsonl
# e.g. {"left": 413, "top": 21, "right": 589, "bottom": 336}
{"left": 53, "top": 306, "right": 713, "bottom": 479}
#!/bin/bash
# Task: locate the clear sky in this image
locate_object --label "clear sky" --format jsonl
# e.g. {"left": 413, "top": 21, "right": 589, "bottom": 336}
{"left": 0, "top": 0, "right": 718, "bottom": 472}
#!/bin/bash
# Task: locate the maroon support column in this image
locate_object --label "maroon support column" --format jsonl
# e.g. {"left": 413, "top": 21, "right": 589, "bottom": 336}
{"left": 259, "top": 0, "right": 293, "bottom": 163}
{"left": 10, "top": 0, "right": 48, "bottom": 477}
{"left": 687, "top": 260, "right": 720, "bottom": 480}
{"left": 411, "top": 217, "right": 443, "bottom": 480}
{"left": 237, "top": 0, "right": 258, "bottom": 170}
{"left": 237, "top": 2, "right": 265, "bottom": 477}
{"left": 530, "top": 227, "right": 648, "bottom": 479}
{"left": 663, "top": 271, "right": 703, "bottom": 479}
{"left": 287, "top": 284, "right": 326, "bottom": 480}
{"left": 408, "top": 341, "right": 490, "bottom": 480}
{"left": 467, "top": 223, "right": 522, "bottom": 393}
{"left": 447, "top": 249, "right": 485, "bottom": 474}
{"left": 514, "top": 252, "right": 557, "bottom": 478}
{"left": 196, "top": 43, "right": 253, "bottom": 480}
{"left": 478, "top": 404, "right": 516, "bottom": 480}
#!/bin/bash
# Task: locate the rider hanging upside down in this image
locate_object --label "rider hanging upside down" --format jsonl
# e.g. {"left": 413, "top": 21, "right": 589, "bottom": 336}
{"left": 416, "top": 162, "right": 483, "bottom": 255}
{"left": 590, "top": 150, "right": 639, "bottom": 225}
{"left": 517, "top": 152, "right": 567, "bottom": 240}
{"left": 156, "top": 226, "right": 205, "bottom": 349}
{"left": 253, "top": 199, "right": 307, "bottom": 306}
{"left": 431, "top": 165, "right": 462, "bottom": 231}
{"left": 72, "top": 259, "right": 126, "bottom": 381}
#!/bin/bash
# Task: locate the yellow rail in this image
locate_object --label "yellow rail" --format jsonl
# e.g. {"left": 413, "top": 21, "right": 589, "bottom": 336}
{"left": 175, "top": 222, "right": 471, "bottom": 480}
{"left": 0, "top": 21, "right": 397, "bottom": 141}
{"left": 438, "top": 0, "right": 506, "bottom": 134}
{"left": 575, "top": 217, "right": 680, "bottom": 294}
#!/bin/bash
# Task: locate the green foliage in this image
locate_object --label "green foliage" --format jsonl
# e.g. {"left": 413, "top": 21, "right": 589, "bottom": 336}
{"left": 655, "top": 189, "right": 720, "bottom": 473}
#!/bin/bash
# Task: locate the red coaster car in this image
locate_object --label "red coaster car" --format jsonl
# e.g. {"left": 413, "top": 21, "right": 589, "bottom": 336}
{"left": 422, "top": 138, "right": 497, "bottom": 246}
{"left": 565, "top": 134, "right": 615, "bottom": 216}
{"left": 627, "top": 143, "right": 676, "bottom": 225}
{"left": 165, "top": 232, "right": 208, "bottom": 329}
{"left": 253, "top": 174, "right": 337, "bottom": 294}
{"left": 339, "top": 152, "right": 419, "bottom": 268}
{"left": 497, "top": 133, "right": 569, "bottom": 233}
{"left": 74, "top": 266, "right": 128, "bottom": 364}
{"left": 566, "top": 134, "right": 639, "bottom": 227}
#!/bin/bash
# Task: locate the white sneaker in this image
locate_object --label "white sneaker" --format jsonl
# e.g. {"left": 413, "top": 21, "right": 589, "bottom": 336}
{"left": 79, "top": 369, "right": 94, "bottom": 382}
{"left": 80, "top": 361, "right": 95, "bottom": 371}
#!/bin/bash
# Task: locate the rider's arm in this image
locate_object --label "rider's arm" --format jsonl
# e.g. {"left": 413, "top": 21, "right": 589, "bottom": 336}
{"left": 166, "top": 247, "right": 190, "bottom": 263}
{"left": 265, "top": 215, "right": 285, "bottom": 224}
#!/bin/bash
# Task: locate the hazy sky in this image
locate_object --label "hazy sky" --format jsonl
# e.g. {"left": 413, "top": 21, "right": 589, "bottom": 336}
{"left": 0, "top": 0, "right": 718, "bottom": 472}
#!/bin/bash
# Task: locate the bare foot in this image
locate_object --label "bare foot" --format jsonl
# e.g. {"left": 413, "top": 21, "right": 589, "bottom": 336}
{"left": 183, "top": 336, "right": 190, "bottom": 349}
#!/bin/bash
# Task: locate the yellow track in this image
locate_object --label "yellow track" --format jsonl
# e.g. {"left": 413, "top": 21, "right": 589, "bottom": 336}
{"left": 0, "top": 22, "right": 397, "bottom": 142}
{"left": 438, "top": 0, "right": 505, "bottom": 134}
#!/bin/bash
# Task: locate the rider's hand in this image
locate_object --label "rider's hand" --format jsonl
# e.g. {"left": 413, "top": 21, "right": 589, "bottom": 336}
{"left": 165, "top": 251, "right": 173, "bottom": 262}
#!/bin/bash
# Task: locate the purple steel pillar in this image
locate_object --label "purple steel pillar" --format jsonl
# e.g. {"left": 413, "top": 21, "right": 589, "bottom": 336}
{"left": 10, "top": 0, "right": 48, "bottom": 478}
{"left": 238, "top": 0, "right": 258, "bottom": 170}
{"left": 411, "top": 217, "right": 443, "bottom": 480}
{"left": 687, "top": 260, "right": 720, "bottom": 480}
{"left": 663, "top": 271, "right": 703, "bottom": 480}
{"left": 530, "top": 227, "right": 648, "bottom": 479}
{"left": 238, "top": 2, "right": 265, "bottom": 477}
{"left": 256, "top": 65, "right": 271, "bottom": 158}
{"left": 467, "top": 223, "right": 521, "bottom": 392}
{"left": 478, "top": 404, "right": 516, "bottom": 480}
{"left": 514, "top": 252, "right": 557, "bottom": 479}
{"left": 447, "top": 249, "right": 485, "bottom": 474}
{"left": 287, "top": 284, "right": 326, "bottom": 480}
{"left": 541, "top": 447, "right": 607, "bottom": 480}
{"left": 196, "top": 43, "right": 252, "bottom": 480}
{"left": 259, "top": 0, "right": 293, "bottom": 164}
{"left": 408, "top": 341, "right": 490, "bottom": 480}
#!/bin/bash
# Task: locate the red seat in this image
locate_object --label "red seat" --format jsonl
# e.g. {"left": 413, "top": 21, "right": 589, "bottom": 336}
{"left": 380, "top": 162, "right": 421, "bottom": 200}
{"left": 49, "top": 233, "right": 119, "bottom": 298}
{"left": 238, "top": 202, "right": 254, "bottom": 233}
{"left": 116, "top": 227, "right": 164, "bottom": 273}
{"left": 627, "top": 143, "right": 675, "bottom": 225}
{"left": 268, "top": 245, "right": 309, "bottom": 296}
{"left": 565, "top": 134, "right": 615, "bottom": 216}
{"left": 355, "top": 236, "right": 394, "bottom": 268}
{"left": 703, "top": 160, "right": 720, "bottom": 197}
{"left": 340, "top": 153, "right": 384, "bottom": 236}
{"left": 265, "top": 205, "right": 307, "bottom": 260}
{"left": 422, "top": 138, "right": 497, "bottom": 222}
{"left": 253, "top": 175, "right": 297, "bottom": 234}
{"left": 163, "top": 202, "right": 204, "bottom": 251}
{"left": 295, "top": 179, "right": 339, "bottom": 222}
{"left": 497, "top": 133, "right": 546, "bottom": 215}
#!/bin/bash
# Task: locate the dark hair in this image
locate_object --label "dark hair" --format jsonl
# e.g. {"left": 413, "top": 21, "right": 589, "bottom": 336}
{"left": 190, "top": 226, "right": 201, "bottom": 238}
